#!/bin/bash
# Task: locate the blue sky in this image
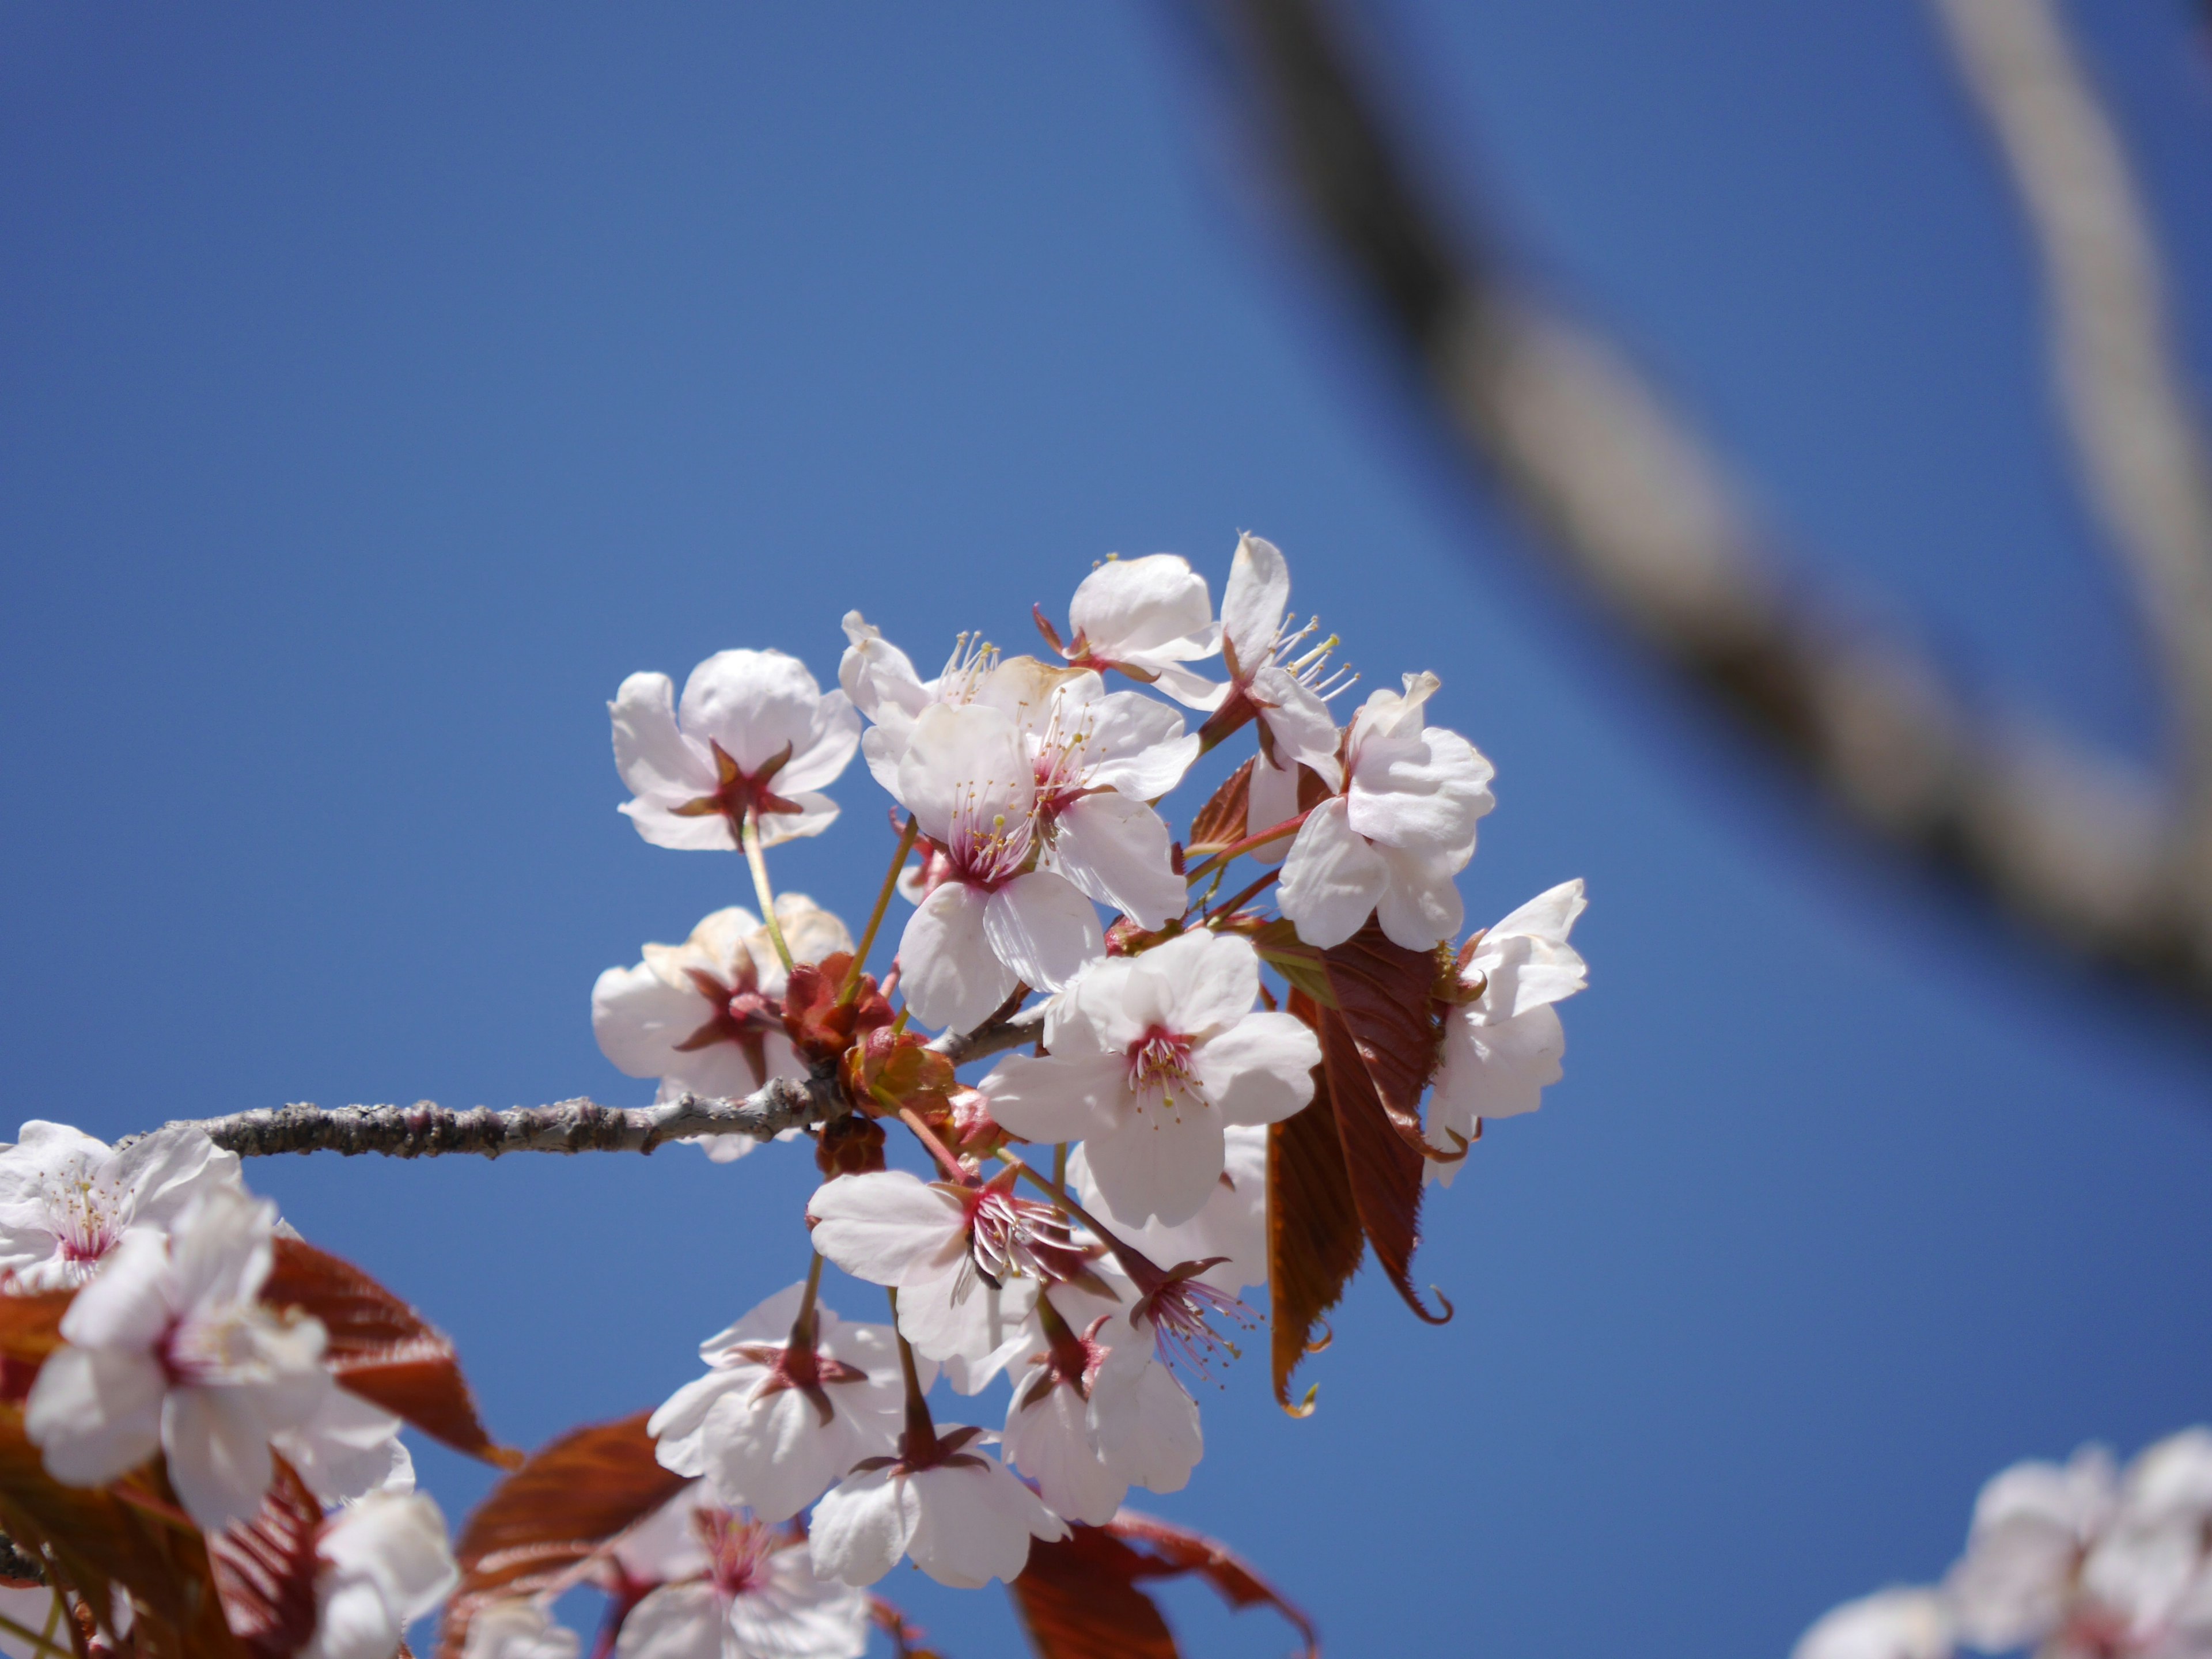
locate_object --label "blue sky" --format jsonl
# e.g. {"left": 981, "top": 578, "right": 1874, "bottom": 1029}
{"left": 3, "top": 5, "right": 2209, "bottom": 1656}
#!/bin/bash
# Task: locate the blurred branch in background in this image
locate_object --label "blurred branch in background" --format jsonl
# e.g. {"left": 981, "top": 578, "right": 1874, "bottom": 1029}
{"left": 1183, "top": 0, "right": 2212, "bottom": 1008}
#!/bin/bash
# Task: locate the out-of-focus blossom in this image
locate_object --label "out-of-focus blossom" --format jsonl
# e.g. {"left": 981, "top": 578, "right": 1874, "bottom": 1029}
{"left": 1948, "top": 1445, "right": 2119, "bottom": 1653}
{"left": 981, "top": 930, "right": 1317, "bottom": 1226}
{"left": 1426, "top": 880, "right": 1589, "bottom": 1185}
{"left": 1041, "top": 554, "right": 1221, "bottom": 709}
{"left": 592, "top": 897, "right": 851, "bottom": 1163}
{"left": 1277, "top": 672, "right": 1495, "bottom": 950}
{"left": 612, "top": 1494, "right": 868, "bottom": 1659}
{"left": 0, "top": 1585, "right": 64, "bottom": 1659}
{"left": 980, "top": 658, "right": 1197, "bottom": 931}
{"left": 302, "top": 1491, "right": 458, "bottom": 1659}
{"left": 1790, "top": 1589, "right": 1955, "bottom": 1659}
{"left": 25, "top": 1187, "right": 331, "bottom": 1529}
{"left": 1068, "top": 1122, "right": 1268, "bottom": 1296}
{"left": 276, "top": 1385, "right": 415, "bottom": 1506}
{"left": 611, "top": 650, "right": 858, "bottom": 851}
{"left": 839, "top": 614, "right": 996, "bottom": 794}
{"left": 649, "top": 1283, "right": 915, "bottom": 1524}
{"left": 890, "top": 703, "right": 1104, "bottom": 1031}
{"left": 460, "top": 1600, "right": 579, "bottom": 1659}
{"left": 808, "top": 1430, "right": 1066, "bottom": 1589}
{"left": 0, "top": 1122, "right": 244, "bottom": 1291}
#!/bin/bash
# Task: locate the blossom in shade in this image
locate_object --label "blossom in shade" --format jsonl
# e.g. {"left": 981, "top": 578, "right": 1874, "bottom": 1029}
{"left": 980, "top": 930, "right": 1319, "bottom": 1227}
{"left": 1426, "top": 880, "right": 1589, "bottom": 1184}
{"left": 0, "top": 1122, "right": 245, "bottom": 1291}
{"left": 1277, "top": 672, "right": 1495, "bottom": 950}
{"left": 838, "top": 614, "right": 996, "bottom": 793}
{"left": 1068, "top": 1122, "right": 1268, "bottom": 1296}
{"left": 592, "top": 897, "right": 851, "bottom": 1163}
{"left": 611, "top": 1491, "right": 868, "bottom": 1659}
{"left": 978, "top": 658, "right": 1198, "bottom": 931}
{"left": 276, "top": 1385, "right": 415, "bottom": 1506}
{"left": 302, "top": 1491, "right": 459, "bottom": 1659}
{"left": 0, "top": 1586, "right": 64, "bottom": 1659}
{"left": 611, "top": 650, "right": 859, "bottom": 851}
{"left": 1040, "top": 554, "right": 1221, "bottom": 709}
{"left": 25, "top": 1187, "right": 331, "bottom": 1530}
{"left": 1790, "top": 1590, "right": 1955, "bottom": 1659}
{"left": 648, "top": 1282, "right": 915, "bottom": 1524}
{"left": 459, "top": 1601, "right": 579, "bottom": 1659}
{"left": 890, "top": 702, "right": 1104, "bottom": 1031}
{"left": 808, "top": 1430, "right": 1067, "bottom": 1589}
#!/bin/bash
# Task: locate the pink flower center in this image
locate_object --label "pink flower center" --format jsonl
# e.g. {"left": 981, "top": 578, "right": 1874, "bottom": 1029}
{"left": 945, "top": 781, "right": 1033, "bottom": 889}
{"left": 1126, "top": 1027, "right": 1196, "bottom": 1097}
{"left": 695, "top": 1509, "right": 778, "bottom": 1601}
{"left": 960, "top": 1178, "right": 1097, "bottom": 1287}
{"left": 1134, "top": 1274, "right": 1254, "bottom": 1386}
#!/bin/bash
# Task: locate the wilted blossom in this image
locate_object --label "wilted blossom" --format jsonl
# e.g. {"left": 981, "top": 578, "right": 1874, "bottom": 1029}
{"left": 1277, "top": 671, "right": 1495, "bottom": 950}
{"left": 982, "top": 930, "right": 1318, "bottom": 1226}
{"left": 808, "top": 1425, "right": 1067, "bottom": 1590}
{"left": 611, "top": 1484, "right": 868, "bottom": 1659}
{"left": 302, "top": 1491, "right": 458, "bottom": 1659}
{"left": 1039, "top": 554, "right": 1221, "bottom": 709}
{"left": 611, "top": 649, "right": 859, "bottom": 851}
{"left": 649, "top": 1282, "right": 915, "bottom": 1524}
{"left": 25, "top": 1187, "right": 333, "bottom": 1529}
{"left": 592, "top": 896, "right": 851, "bottom": 1162}
{"left": 890, "top": 702, "right": 1105, "bottom": 1031}
{"left": 0, "top": 1122, "right": 245, "bottom": 1291}
{"left": 1426, "top": 879, "right": 1589, "bottom": 1183}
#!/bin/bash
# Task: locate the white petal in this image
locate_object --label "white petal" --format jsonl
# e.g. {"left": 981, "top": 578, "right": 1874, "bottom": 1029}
{"left": 24, "top": 1346, "right": 165, "bottom": 1484}
{"left": 304, "top": 1578, "right": 401, "bottom": 1659}
{"left": 58, "top": 1228, "right": 174, "bottom": 1350}
{"left": 462, "top": 1600, "right": 580, "bottom": 1659}
{"left": 895, "top": 703, "right": 1032, "bottom": 844}
{"left": 1051, "top": 795, "right": 1185, "bottom": 930}
{"left": 728, "top": 1552, "right": 872, "bottom": 1659}
{"left": 618, "top": 797, "right": 739, "bottom": 852}
{"left": 611, "top": 673, "right": 715, "bottom": 806}
{"left": 1371, "top": 840, "right": 1467, "bottom": 951}
{"left": 1003, "top": 1383, "right": 1126, "bottom": 1526}
{"left": 839, "top": 612, "right": 933, "bottom": 723}
{"left": 590, "top": 964, "right": 716, "bottom": 1084}
{"left": 162, "top": 1386, "right": 276, "bottom": 1531}
{"left": 753, "top": 790, "right": 842, "bottom": 848}
{"left": 777, "top": 689, "right": 862, "bottom": 795}
{"left": 612, "top": 1583, "right": 719, "bottom": 1659}
{"left": 1081, "top": 1098, "right": 1226, "bottom": 1229}
{"left": 1068, "top": 555, "right": 1214, "bottom": 657}
{"left": 806, "top": 1173, "right": 969, "bottom": 1289}
{"left": 1089, "top": 1339, "right": 1202, "bottom": 1494}
{"left": 317, "top": 1491, "right": 457, "bottom": 1624}
{"left": 1790, "top": 1588, "right": 1954, "bottom": 1659}
{"left": 897, "top": 881, "right": 1017, "bottom": 1033}
{"left": 1219, "top": 532, "right": 1290, "bottom": 670}
{"left": 1070, "top": 1124, "right": 1268, "bottom": 1293}
{"left": 270, "top": 1385, "right": 410, "bottom": 1505}
{"left": 903, "top": 1457, "right": 1066, "bottom": 1589}
{"left": 810, "top": 1467, "right": 921, "bottom": 1588}
{"left": 1078, "top": 694, "right": 1200, "bottom": 800}
{"left": 1243, "top": 752, "right": 1302, "bottom": 868}
{"left": 1249, "top": 666, "right": 1343, "bottom": 785}
{"left": 1137, "top": 930, "right": 1260, "bottom": 1040}
{"left": 1276, "top": 800, "right": 1387, "bottom": 949}
{"left": 979, "top": 1052, "right": 1129, "bottom": 1145}
{"left": 1346, "top": 724, "right": 1494, "bottom": 857}
{"left": 703, "top": 1388, "right": 854, "bottom": 1523}
{"left": 677, "top": 650, "right": 830, "bottom": 778}
{"left": 896, "top": 1274, "right": 1040, "bottom": 1394}
{"left": 983, "top": 873, "right": 1104, "bottom": 993}
{"left": 1192, "top": 1013, "right": 1319, "bottom": 1126}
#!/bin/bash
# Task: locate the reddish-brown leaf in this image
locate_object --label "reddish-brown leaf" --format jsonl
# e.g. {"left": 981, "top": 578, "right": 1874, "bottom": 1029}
{"left": 1268, "top": 993, "right": 1365, "bottom": 1415}
{"left": 1317, "top": 921, "right": 1449, "bottom": 1153}
{"left": 1108, "top": 1510, "right": 1319, "bottom": 1658}
{"left": 1319, "top": 1002, "right": 1448, "bottom": 1326}
{"left": 440, "top": 1411, "right": 689, "bottom": 1659}
{"left": 0, "top": 1290, "right": 75, "bottom": 1403}
{"left": 207, "top": 1460, "right": 320, "bottom": 1659}
{"left": 1185, "top": 759, "right": 1253, "bottom": 855}
{"left": 262, "top": 1240, "right": 516, "bottom": 1469}
{"left": 1010, "top": 1525, "right": 1178, "bottom": 1659}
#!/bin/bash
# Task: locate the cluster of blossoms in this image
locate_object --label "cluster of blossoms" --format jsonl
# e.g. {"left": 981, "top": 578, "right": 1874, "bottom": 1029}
{"left": 0, "top": 531, "right": 1588, "bottom": 1659}
{"left": 1797, "top": 1429, "right": 2212, "bottom": 1659}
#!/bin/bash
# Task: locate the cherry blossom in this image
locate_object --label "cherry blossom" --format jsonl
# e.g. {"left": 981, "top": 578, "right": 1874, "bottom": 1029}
{"left": 0, "top": 1122, "right": 245, "bottom": 1291}
{"left": 980, "top": 929, "right": 1319, "bottom": 1226}
{"left": 302, "top": 1491, "right": 458, "bottom": 1659}
{"left": 1790, "top": 1589, "right": 1954, "bottom": 1659}
{"left": 592, "top": 896, "right": 851, "bottom": 1162}
{"left": 1068, "top": 1121, "right": 1268, "bottom": 1296}
{"left": 1426, "top": 879, "right": 1589, "bottom": 1184}
{"left": 890, "top": 702, "right": 1104, "bottom": 1031}
{"left": 278, "top": 1384, "right": 415, "bottom": 1506}
{"left": 611, "top": 1494, "right": 868, "bottom": 1659}
{"left": 808, "top": 1427, "right": 1066, "bottom": 1589}
{"left": 838, "top": 613, "right": 996, "bottom": 793}
{"left": 978, "top": 657, "right": 1198, "bottom": 931}
{"left": 1277, "top": 671, "right": 1496, "bottom": 950}
{"left": 611, "top": 650, "right": 859, "bottom": 851}
{"left": 460, "top": 1600, "right": 579, "bottom": 1659}
{"left": 24, "top": 1186, "right": 332, "bottom": 1529}
{"left": 648, "top": 1282, "right": 915, "bottom": 1524}
{"left": 1037, "top": 554, "right": 1221, "bottom": 709}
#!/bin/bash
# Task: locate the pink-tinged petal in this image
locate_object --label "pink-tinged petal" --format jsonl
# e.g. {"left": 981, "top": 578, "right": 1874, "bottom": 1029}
{"left": 806, "top": 1172, "right": 969, "bottom": 1289}
{"left": 903, "top": 1458, "right": 1065, "bottom": 1589}
{"left": 1219, "top": 532, "right": 1291, "bottom": 671}
{"left": 983, "top": 873, "right": 1104, "bottom": 993}
{"left": 1192, "top": 1013, "right": 1319, "bottom": 1127}
{"left": 778, "top": 687, "right": 862, "bottom": 794}
{"left": 1089, "top": 1338, "right": 1202, "bottom": 1494}
{"left": 611, "top": 673, "right": 715, "bottom": 805}
{"left": 979, "top": 1052, "right": 1129, "bottom": 1145}
{"left": 753, "top": 790, "right": 842, "bottom": 847}
{"left": 1371, "top": 841, "right": 1467, "bottom": 950}
{"left": 1136, "top": 930, "right": 1259, "bottom": 1040}
{"left": 163, "top": 1386, "right": 276, "bottom": 1530}
{"left": 895, "top": 1274, "right": 1039, "bottom": 1393}
{"left": 810, "top": 1467, "right": 921, "bottom": 1588}
{"left": 58, "top": 1228, "right": 175, "bottom": 1349}
{"left": 1050, "top": 795, "right": 1185, "bottom": 930}
{"left": 1081, "top": 1101, "right": 1226, "bottom": 1229}
{"left": 728, "top": 1555, "right": 871, "bottom": 1659}
{"left": 24, "top": 1346, "right": 165, "bottom": 1484}
{"left": 1067, "top": 555, "right": 1214, "bottom": 657}
{"left": 1346, "top": 724, "right": 1495, "bottom": 857}
{"left": 896, "top": 703, "right": 1032, "bottom": 843}
{"left": 590, "top": 963, "right": 713, "bottom": 1082}
{"left": 1003, "top": 1383, "right": 1126, "bottom": 1526}
{"left": 899, "top": 881, "right": 1017, "bottom": 1033}
{"left": 611, "top": 1582, "right": 718, "bottom": 1659}
{"left": 1078, "top": 694, "right": 1199, "bottom": 799}
{"left": 676, "top": 649, "right": 825, "bottom": 777}
{"left": 702, "top": 1387, "right": 857, "bottom": 1522}
{"left": 1276, "top": 800, "right": 1388, "bottom": 949}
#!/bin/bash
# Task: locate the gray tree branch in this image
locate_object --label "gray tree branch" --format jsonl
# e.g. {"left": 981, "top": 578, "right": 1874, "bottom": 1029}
{"left": 1185, "top": 0, "right": 2212, "bottom": 1001}
{"left": 142, "top": 1006, "right": 1047, "bottom": 1160}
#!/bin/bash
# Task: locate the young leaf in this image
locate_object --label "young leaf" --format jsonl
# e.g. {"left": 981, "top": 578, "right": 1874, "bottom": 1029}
{"left": 1106, "top": 1510, "right": 1319, "bottom": 1658}
{"left": 1318, "top": 1003, "right": 1448, "bottom": 1326}
{"left": 207, "top": 1459, "right": 321, "bottom": 1659}
{"left": 1184, "top": 759, "right": 1253, "bottom": 855}
{"left": 1009, "top": 1524, "right": 1177, "bottom": 1659}
{"left": 0, "top": 1291, "right": 75, "bottom": 1404}
{"left": 1317, "top": 921, "right": 1449, "bottom": 1153}
{"left": 1268, "top": 996, "right": 1365, "bottom": 1414}
{"left": 261, "top": 1239, "right": 516, "bottom": 1468}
